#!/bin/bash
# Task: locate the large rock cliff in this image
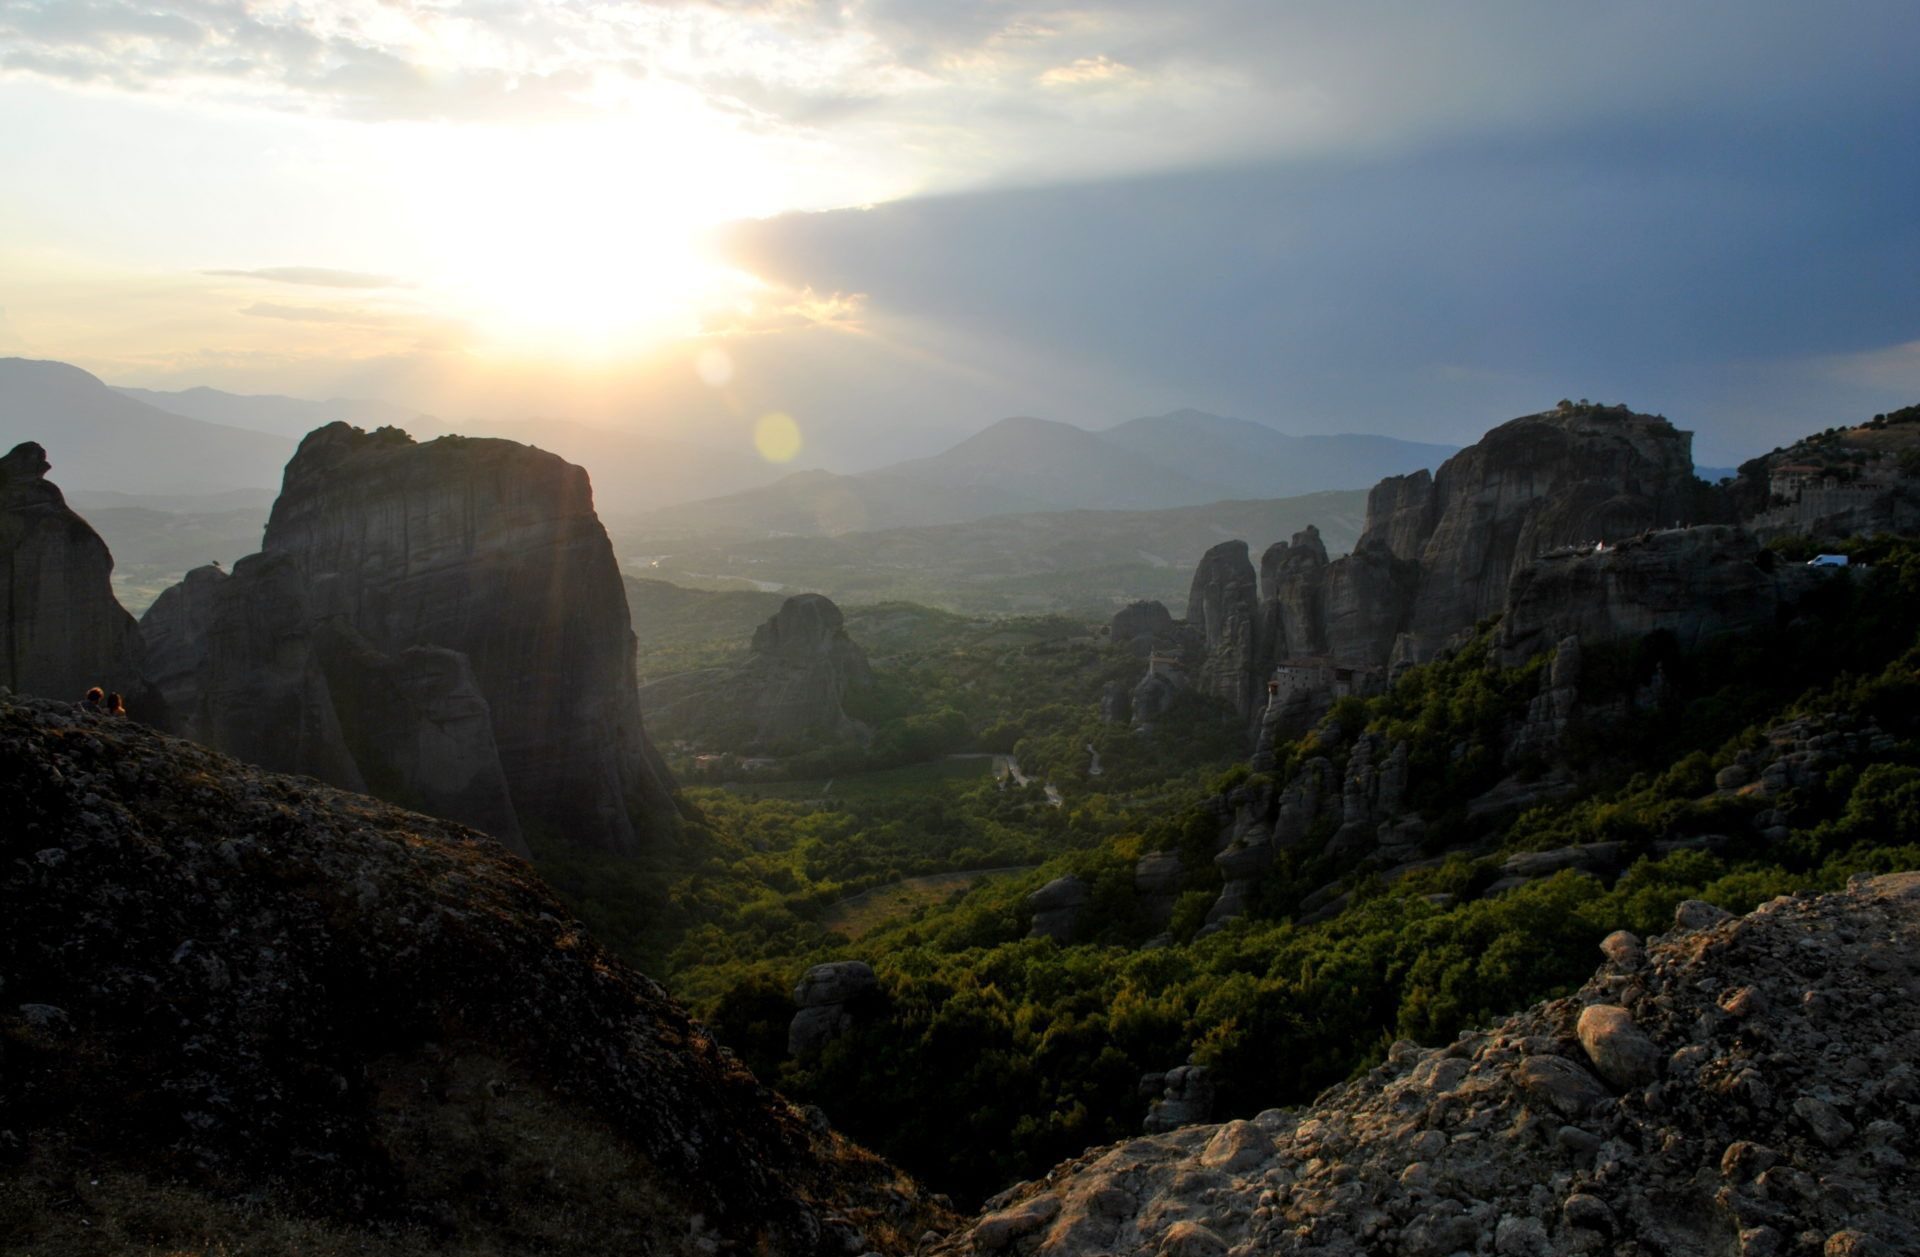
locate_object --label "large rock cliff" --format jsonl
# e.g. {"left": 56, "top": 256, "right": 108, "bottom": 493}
{"left": 1259, "top": 404, "right": 1712, "bottom": 679}
{"left": 1497, "top": 525, "right": 1821, "bottom": 666}
{"left": 1187, "top": 540, "right": 1264, "bottom": 720}
{"left": 142, "top": 423, "right": 679, "bottom": 856}
{"left": 933, "top": 876, "right": 1920, "bottom": 1257}
{"left": 0, "top": 693, "right": 944, "bottom": 1255}
{"left": 0, "top": 441, "right": 153, "bottom": 709}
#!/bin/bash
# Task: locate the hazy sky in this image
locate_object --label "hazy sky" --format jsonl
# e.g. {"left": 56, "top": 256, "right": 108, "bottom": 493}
{"left": 1, "top": 1, "right": 1916, "bottom": 467}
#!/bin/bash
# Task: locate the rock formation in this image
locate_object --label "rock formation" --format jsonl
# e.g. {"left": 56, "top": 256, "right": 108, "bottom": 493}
{"left": 789, "top": 960, "right": 880, "bottom": 1057}
{"left": 1394, "top": 404, "right": 1703, "bottom": 659}
{"left": 639, "top": 591, "right": 875, "bottom": 751}
{"left": 142, "top": 423, "right": 679, "bottom": 856}
{"left": 742, "top": 594, "right": 874, "bottom": 745}
{"left": 1110, "top": 600, "right": 1176, "bottom": 656}
{"left": 934, "top": 875, "right": 1920, "bottom": 1257}
{"left": 1186, "top": 540, "right": 1263, "bottom": 720}
{"left": 1255, "top": 405, "right": 1708, "bottom": 689}
{"left": 0, "top": 441, "right": 153, "bottom": 709}
{"left": 1027, "top": 875, "right": 1093, "bottom": 942}
{"left": 1497, "top": 525, "right": 1820, "bottom": 666}
{"left": 0, "top": 693, "right": 946, "bottom": 1255}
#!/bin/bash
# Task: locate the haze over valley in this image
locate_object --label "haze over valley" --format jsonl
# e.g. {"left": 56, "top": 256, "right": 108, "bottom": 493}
{"left": 4, "top": 5, "right": 1920, "bottom": 1256}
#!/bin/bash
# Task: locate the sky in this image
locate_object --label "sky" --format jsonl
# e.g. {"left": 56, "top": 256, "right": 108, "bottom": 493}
{"left": 1, "top": 1, "right": 1917, "bottom": 469}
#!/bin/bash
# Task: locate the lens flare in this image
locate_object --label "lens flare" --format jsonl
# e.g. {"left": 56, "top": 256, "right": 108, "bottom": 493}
{"left": 753, "top": 412, "right": 802, "bottom": 463}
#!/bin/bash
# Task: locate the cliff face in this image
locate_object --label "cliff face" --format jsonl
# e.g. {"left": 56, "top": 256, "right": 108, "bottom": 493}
{"left": 934, "top": 877, "right": 1920, "bottom": 1257}
{"left": 1398, "top": 407, "right": 1702, "bottom": 659}
{"left": 0, "top": 693, "right": 944, "bottom": 1255}
{"left": 0, "top": 441, "right": 153, "bottom": 709}
{"left": 143, "top": 423, "right": 678, "bottom": 856}
{"left": 1498, "top": 525, "right": 1820, "bottom": 666}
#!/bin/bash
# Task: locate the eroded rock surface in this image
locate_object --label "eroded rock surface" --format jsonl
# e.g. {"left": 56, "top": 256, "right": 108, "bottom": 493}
{"left": 934, "top": 875, "right": 1920, "bottom": 1257}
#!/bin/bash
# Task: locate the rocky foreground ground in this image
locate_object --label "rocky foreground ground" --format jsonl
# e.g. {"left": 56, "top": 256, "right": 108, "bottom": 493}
{"left": 0, "top": 694, "right": 942, "bottom": 1255}
{"left": 935, "top": 876, "right": 1920, "bottom": 1257}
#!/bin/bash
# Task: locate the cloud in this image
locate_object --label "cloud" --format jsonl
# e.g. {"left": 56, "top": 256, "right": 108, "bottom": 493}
{"left": 238, "top": 301, "right": 387, "bottom": 324}
{"left": 1036, "top": 55, "right": 1134, "bottom": 88}
{"left": 717, "top": 93, "right": 1920, "bottom": 460}
{"left": 702, "top": 286, "right": 867, "bottom": 337}
{"left": 207, "top": 268, "right": 406, "bottom": 289}
{"left": 0, "top": 2, "right": 1907, "bottom": 201}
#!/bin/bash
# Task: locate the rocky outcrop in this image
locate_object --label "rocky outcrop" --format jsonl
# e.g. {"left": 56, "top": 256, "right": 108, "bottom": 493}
{"left": 1027, "top": 875, "right": 1093, "bottom": 943}
{"left": 1110, "top": 600, "right": 1175, "bottom": 655}
{"left": 1243, "top": 407, "right": 1708, "bottom": 705}
{"left": 789, "top": 960, "right": 879, "bottom": 1057}
{"left": 1129, "top": 658, "right": 1191, "bottom": 734}
{"left": 742, "top": 594, "right": 874, "bottom": 745}
{"left": 639, "top": 592, "right": 874, "bottom": 751}
{"left": 1497, "top": 525, "right": 1820, "bottom": 666}
{"left": 1141, "top": 1065, "right": 1215, "bottom": 1134}
{"left": 143, "top": 423, "right": 678, "bottom": 856}
{"left": 0, "top": 441, "right": 152, "bottom": 710}
{"left": 934, "top": 875, "right": 1920, "bottom": 1257}
{"left": 1186, "top": 541, "right": 1263, "bottom": 720}
{"left": 1396, "top": 405, "right": 1703, "bottom": 659}
{"left": 0, "top": 693, "right": 946, "bottom": 1255}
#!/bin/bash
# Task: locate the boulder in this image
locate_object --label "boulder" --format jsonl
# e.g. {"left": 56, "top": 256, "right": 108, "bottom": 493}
{"left": 1028, "top": 875, "right": 1092, "bottom": 942}
{"left": 1576, "top": 1004, "right": 1662, "bottom": 1090}
{"left": 793, "top": 960, "right": 878, "bottom": 1008}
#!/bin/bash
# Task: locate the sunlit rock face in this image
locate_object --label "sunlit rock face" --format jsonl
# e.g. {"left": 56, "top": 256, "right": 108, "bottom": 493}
{"left": 143, "top": 423, "right": 680, "bottom": 856}
{"left": 0, "top": 441, "right": 153, "bottom": 709}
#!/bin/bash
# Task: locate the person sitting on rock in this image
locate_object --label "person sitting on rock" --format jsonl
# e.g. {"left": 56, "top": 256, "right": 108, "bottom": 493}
{"left": 108, "top": 692, "right": 127, "bottom": 718}
{"left": 83, "top": 686, "right": 105, "bottom": 710}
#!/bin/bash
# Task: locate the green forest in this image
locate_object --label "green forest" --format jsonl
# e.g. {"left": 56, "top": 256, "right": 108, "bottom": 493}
{"left": 545, "top": 534, "right": 1920, "bottom": 1207}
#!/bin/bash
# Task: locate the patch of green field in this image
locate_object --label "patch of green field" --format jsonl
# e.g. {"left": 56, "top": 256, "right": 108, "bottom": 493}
{"left": 716, "top": 755, "right": 994, "bottom": 802}
{"left": 819, "top": 865, "right": 1039, "bottom": 939}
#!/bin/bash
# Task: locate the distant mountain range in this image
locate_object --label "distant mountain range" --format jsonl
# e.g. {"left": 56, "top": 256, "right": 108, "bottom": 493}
{"left": 629, "top": 411, "right": 1458, "bottom": 537}
{"left": 111, "top": 380, "right": 788, "bottom": 515}
{"left": 112, "top": 384, "right": 425, "bottom": 439}
{"left": 0, "top": 358, "right": 295, "bottom": 495}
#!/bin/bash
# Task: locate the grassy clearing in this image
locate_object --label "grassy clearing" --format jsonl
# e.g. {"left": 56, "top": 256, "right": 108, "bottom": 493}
{"left": 819, "top": 865, "right": 1039, "bottom": 939}
{"left": 712, "top": 756, "right": 994, "bottom": 803}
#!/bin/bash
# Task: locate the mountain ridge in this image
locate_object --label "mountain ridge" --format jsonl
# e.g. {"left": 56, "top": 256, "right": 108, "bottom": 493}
{"left": 635, "top": 411, "right": 1453, "bottom": 538}
{"left": 0, "top": 358, "right": 295, "bottom": 494}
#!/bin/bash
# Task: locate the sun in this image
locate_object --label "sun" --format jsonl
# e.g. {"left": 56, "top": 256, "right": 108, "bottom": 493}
{"left": 382, "top": 103, "right": 777, "bottom": 358}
